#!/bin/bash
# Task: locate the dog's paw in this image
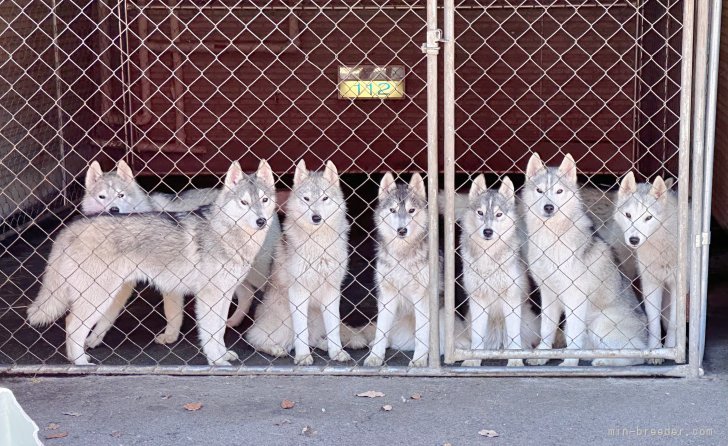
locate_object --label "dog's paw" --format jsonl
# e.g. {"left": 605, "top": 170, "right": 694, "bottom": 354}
{"left": 526, "top": 358, "right": 549, "bottom": 366}
{"left": 222, "top": 350, "right": 239, "bottom": 362}
{"left": 363, "top": 354, "right": 384, "bottom": 367}
{"left": 461, "top": 359, "right": 482, "bottom": 367}
{"left": 266, "top": 345, "right": 289, "bottom": 358}
{"left": 507, "top": 359, "right": 525, "bottom": 367}
{"left": 646, "top": 357, "right": 665, "bottom": 365}
{"left": 294, "top": 354, "right": 314, "bottom": 366}
{"left": 408, "top": 356, "right": 428, "bottom": 368}
{"left": 558, "top": 359, "right": 580, "bottom": 367}
{"left": 73, "top": 355, "right": 93, "bottom": 366}
{"left": 154, "top": 332, "right": 179, "bottom": 345}
{"left": 226, "top": 316, "right": 244, "bottom": 328}
{"left": 330, "top": 350, "right": 352, "bottom": 363}
{"left": 85, "top": 332, "right": 103, "bottom": 349}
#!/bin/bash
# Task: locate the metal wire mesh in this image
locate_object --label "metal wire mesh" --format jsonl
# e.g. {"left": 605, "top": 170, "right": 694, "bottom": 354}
{"left": 0, "top": 0, "right": 704, "bottom": 376}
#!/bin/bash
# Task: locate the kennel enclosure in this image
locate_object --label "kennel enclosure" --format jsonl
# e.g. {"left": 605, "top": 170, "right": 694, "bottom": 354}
{"left": 0, "top": 0, "right": 719, "bottom": 377}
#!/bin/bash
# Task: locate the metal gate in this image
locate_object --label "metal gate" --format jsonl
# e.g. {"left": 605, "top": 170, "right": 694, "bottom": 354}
{"left": 0, "top": 0, "right": 718, "bottom": 377}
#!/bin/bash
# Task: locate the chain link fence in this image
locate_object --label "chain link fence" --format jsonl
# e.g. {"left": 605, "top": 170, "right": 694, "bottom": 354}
{"left": 0, "top": 0, "right": 713, "bottom": 377}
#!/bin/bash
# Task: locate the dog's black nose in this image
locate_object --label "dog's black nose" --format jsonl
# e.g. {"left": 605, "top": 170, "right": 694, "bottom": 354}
{"left": 109, "top": 207, "right": 120, "bottom": 214}
{"left": 256, "top": 217, "right": 267, "bottom": 228}
{"left": 629, "top": 236, "right": 640, "bottom": 246}
{"left": 397, "top": 227, "right": 408, "bottom": 237}
{"left": 311, "top": 214, "right": 322, "bottom": 224}
{"left": 483, "top": 228, "right": 494, "bottom": 238}
{"left": 543, "top": 204, "right": 554, "bottom": 214}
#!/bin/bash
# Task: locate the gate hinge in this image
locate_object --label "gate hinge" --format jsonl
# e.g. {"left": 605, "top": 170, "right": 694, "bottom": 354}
{"left": 421, "top": 29, "right": 443, "bottom": 55}
{"left": 695, "top": 231, "right": 711, "bottom": 247}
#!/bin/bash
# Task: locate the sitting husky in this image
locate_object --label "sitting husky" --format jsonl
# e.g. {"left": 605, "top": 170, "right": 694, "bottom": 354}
{"left": 246, "top": 160, "right": 365, "bottom": 364}
{"left": 460, "top": 175, "right": 540, "bottom": 367}
{"left": 615, "top": 172, "right": 683, "bottom": 362}
{"left": 522, "top": 153, "right": 647, "bottom": 366}
{"left": 28, "top": 160, "right": 276, "bottom": 366}
{"left": 80, "top": 161, "right": 280, "bottom": 349}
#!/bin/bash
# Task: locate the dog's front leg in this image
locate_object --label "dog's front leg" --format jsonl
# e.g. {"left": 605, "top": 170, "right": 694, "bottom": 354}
{"left": 196, "top": 286, "right": 237, "bottom": 366}
{"left": 289, "top": 283, "right": 313, "bottom": 365}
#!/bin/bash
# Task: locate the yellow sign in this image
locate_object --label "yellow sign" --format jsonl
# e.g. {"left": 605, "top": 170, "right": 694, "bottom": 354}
{"left": 338, "top": 80, "right": 405, "bottom": 99}
{"left": 338, "top": 65, "right": 405, "bottom": 100}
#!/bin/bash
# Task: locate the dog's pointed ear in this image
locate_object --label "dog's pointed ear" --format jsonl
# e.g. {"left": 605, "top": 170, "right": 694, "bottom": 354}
{"left": 619, "top": 171, "right": 637, "bottom": 197}
{"left": 526, "top": 153, "right": 545, "bottom": 180}
{"left": 116, "top": 160, "right": 134, "bottom": 183}
{"left": 294, "top": 159, "right": 308, "bottom": 186}
{"left": 665, "top": 177, "right": 675, "bottom": 190}
{"left": 469, "top": 174, "right": 487, "bottom": 202}
{"left": 499, "top": 176, "right": 515, "bottom": 203}
{"left": 256, "top": 159, "right": 275, "bottom": 189}
{"left": 224, "top": 161, "right": 244, "bottom": 189}
{"left": 379, "top": 172, "right": 396, "bottom": 199}
{"left": 323, "top": 160, "right": 339, "bottom": 185}
{"left": 409, "top": 173, "right": 426, "bottom": 199}
{"left": 651, "top": 175, "right": 668, "bottom": 200}
{"left": 85, "top": 161, "right": 103, "bottom": 189}
{"left": 558, "top": 154, "right": 577, "bottom": 184}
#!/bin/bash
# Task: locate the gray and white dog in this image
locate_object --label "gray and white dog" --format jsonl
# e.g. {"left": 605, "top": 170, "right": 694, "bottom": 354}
{"left": 28, "top": 160, "right": 276, "bottom": 366}
{"left": 364, "top": 172, "right": 434, "bottom": 367}
{"left": 522, "top": 153, "right": 647, "bottom": 366}
{"left": 246, "top": 160, "right": 362, "bottom": 365}
{"left": 80, "top": 160, "right": 280, "bottom": 349}
{"left": 615, "top": 172, "right": 684, "bottom": 362}
{"left": 460, "top": 174, "right": 540, "bottom": 367}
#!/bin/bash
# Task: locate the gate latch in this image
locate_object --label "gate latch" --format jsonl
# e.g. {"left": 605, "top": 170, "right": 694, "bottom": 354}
{"left": 421, "top": 29, "right": 443, "bottom": 55}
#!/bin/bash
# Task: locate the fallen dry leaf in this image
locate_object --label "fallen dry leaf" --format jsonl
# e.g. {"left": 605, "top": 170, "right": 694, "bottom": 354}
{"left": 301, "top": 425, "right": 317, "bottom": 437}
{"left": 183, "top": 402, "right": 203, "bottom": 411}
{"left": 410, "top": 393, "right": 422, "bottom": 400}
{"left": 62, "top": 412, "right": 80, "bottom": 417}
{"left": 280, "top": 399, "right": 295, "bottom": 409}
{"left": 356, "top": 390, "right": 385, "bottom": 398}
{"left": 47, "top": 423, "right": 60, "bottom": 430}
{"left": 381, "top": 404, "right": 393, "bottom": 411}
{"left": 45, "top": 432, "right": 69, "bottom": 440}
{"left": 110, "top": 431, "right": 122, "bottom": 438}
{"left": 478, "top": 429, "right": 499, "bottom": 438}
{"left": 444, "top": 443, "right": 453, "bottom": 446}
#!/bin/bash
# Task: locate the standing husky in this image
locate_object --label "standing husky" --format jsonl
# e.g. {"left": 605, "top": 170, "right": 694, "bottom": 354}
{"left": 460, "top": 175, "right": 537, "bottom": 367}
{"left": 28, "top": 160, "right": 276, "bottom": 365}
{"left": 364, "top": 172, "right": 433, "bottom": 367}
{"left": 80, "top": 161, "right": 280, "bottom": 349}
{"left": 615, "top": 172, "right": 683, "bottom": 360}
{"left": 246, "top": 160, "right": 354, "bottom": 365}
{"left": 522, "top": 153, "right": 647, "bottom": 366}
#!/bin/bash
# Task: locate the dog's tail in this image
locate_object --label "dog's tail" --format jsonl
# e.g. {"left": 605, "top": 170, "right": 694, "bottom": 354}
{"left": 341, "top": 322, "right": 376, "bottom": 349}
{"left": 437, "top": 190, "right": 469, "bottom": 221}
{"left": 27, "top": 266, "right": 70, "bottom": 326}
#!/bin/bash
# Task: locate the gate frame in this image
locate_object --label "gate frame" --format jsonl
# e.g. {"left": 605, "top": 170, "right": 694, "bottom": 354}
{"left": 1, "top": 0, "right": 718, "bottom": 378}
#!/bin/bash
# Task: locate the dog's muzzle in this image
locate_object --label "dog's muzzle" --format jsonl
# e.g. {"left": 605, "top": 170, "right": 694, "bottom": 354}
{"left": 397, "top": 227, "right": 408, "bottom": 237}
{"left": 543, "top": 204, "right": 554, "bottom": 216}
{"left": 482, "top": 228, "right": 493, "bottom": 239}
{"left": 311, "top": 214, "right": 322, "bottom": 224}
{"left": 109, "top": 206, "right": 120, "bottom": 214}
{"left": 256, "top": 217, "right": 267, "bottom": 229}
{"left": 629, "top": 236, "right": 641, "bottom": 246}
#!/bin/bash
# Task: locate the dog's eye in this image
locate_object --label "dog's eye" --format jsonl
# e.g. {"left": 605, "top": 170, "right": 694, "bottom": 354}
{"left": 496, "top": 212, "right": 503, "bottom": 218}
{"left": 645, "top": 215, "right": 653, "bottom": 221}
{"left": 261, "top": 197, "right": 269, "bottom": 203}
{"left": 98, "top": 195, "right": 106, "bottom": 200}
{"left": 390, "top": 208, "right": 396, "bottom": 214}
{"left": 303, "top": 197, "right": 310, "bottom": 202}
{"left": 536, "top": 188, "right": 543, "bottom": 194}
{"left": 556, "top": 189, "right": 563, "bottom": 194}
{"left": 240, "top": 200, "right": 249, "bottom": 206}
{"left": 477, "top": 210, "right": 484, "bottom": 216}
{"left": 322, "top": 195, "right": 329, "bottom": 201}
{"left": 117, "top": 193, "right": 125, "bottom": 198}
{"left": 408, "top": 208, "right": 415, "bottom": 214}
{"left": 625, "top": 212, "right": 632, "bottom": 219}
